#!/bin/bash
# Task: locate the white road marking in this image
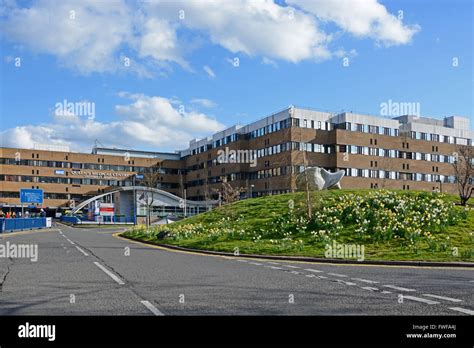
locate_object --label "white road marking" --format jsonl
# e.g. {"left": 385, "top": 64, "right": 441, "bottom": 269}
{"left": 268, "top": 262, "right": 280, "bottom": 265}
{"left": 93, "top": 262, "right": 125, "bottom": 285}
{"left": 305, "top": 274, "right": 316, "bottom": 278}
{"left": 318, "top": 275, "right": 328, "bottom": 279}
{"left": 304, "top": 269, "right": 323, "bottom": 273}
{"left": 403, "top": 295, "right": 439, "bottom": 305}
{"left": 289, "top": 270, "right": 301, "bottom": 275}
{"left": 449, "top": 307, "right": 474, "bottom": 315}
{"left": 75, "top": 246, "right": 89, "bottom": 256}
{"left": 422, "top": 294, "right": 462, "bottom": 303}
{"left": 236, "top": 259, "right": 248, "bottom": 262}
{"left": 268, "top": 266, "right": 284, "bottom": 270}
{"left": 381, "top": 291, "right": 392, "bottom": 294}
{"left": 383, "top": 285, "right": 416, "bottom": 292}
{"left": 352, "top": 278, "right": 378, "bottom": 284}
{"left": 284, "top": 265, "right": 300, "bottom": 269}
{"left": 328, "top": 273, "right": 347, "bottom": 278}
{"left": 66, "top": 239, "right": 75, "bottom": 245}
{"left": 361, "top": 286, "right": 379, "bottom": 292}
{"left": 140, "top": 300, "right": 164, "bottom": 316}
{"left": 336, "top": 280, "right": 356, "bottom": 286}
{"left": 249, "top": 262, "right": 262, "bottom": 266}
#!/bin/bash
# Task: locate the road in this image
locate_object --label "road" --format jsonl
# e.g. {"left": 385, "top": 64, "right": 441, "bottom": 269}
{"left": 0, "top": 223, "right": 473, "bottom": 316}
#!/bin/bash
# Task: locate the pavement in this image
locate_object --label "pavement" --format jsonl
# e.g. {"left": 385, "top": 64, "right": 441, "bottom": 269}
{"left": 0, "top": 223, "right": 473, "bottom": 316}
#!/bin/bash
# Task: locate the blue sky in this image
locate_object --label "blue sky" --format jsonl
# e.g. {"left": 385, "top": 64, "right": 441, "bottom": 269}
{"left": 0, "top": 0, "right": 472, "bottom": 152}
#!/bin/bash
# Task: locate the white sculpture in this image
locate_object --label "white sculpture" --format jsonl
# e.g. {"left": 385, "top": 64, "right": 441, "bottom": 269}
{"left": 296, "top": 167, "right": 345, "bottom": 191}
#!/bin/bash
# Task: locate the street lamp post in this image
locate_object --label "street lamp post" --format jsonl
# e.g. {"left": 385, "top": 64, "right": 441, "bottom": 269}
{"left": 184, "top": 189, "right": 187, "bottom": 217}
{"left": 250, "top": 184, "right": 255, "bottom": 198}
{"left": 132, "top": 175, "right": 136, "bottom": 225}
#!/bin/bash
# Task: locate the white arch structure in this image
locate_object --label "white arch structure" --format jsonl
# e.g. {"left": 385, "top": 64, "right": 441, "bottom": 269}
{"left": 71, "top": 186, "right": 217, "bottom": 215}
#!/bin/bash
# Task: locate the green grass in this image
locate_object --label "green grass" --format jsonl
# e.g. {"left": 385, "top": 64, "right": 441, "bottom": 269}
{"left": 123, "top": 189, "right": 474, "bottom": 262}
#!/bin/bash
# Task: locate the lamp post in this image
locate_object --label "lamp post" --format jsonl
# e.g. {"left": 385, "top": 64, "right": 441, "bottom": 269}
{"left": 132, "top": 175, "right": 136, "bottom": 225}
{"left": 184, "top": 189, "right": 188, "bottom": 217}
{"left": 250, "top": 184, "right": 255, "bottom": 198}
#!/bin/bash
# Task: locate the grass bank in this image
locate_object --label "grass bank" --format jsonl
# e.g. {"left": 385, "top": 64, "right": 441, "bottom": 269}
{"left": 123, "top": 190, "right": 473, "bottom": 262}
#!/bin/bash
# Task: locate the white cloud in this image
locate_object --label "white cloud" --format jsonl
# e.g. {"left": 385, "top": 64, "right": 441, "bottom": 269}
{"left": 135, "top": 17, "right": 188, "bottom": 68}
{"left": 288, "top": 0, "right": 420, "bottom": 46}
{"left": 1, "top": 0, "right": 420, "bottom": 75}
{"left": 190, "top": 98, "right": 217, "bottom": 108}
{"left": 261, "top": 57, "right": 278, "bottom": 68}
{"left": 203, "top": 65, "right": 216, "bottom": 79}
{"left": 146, "top": 0, "right": 331, "bottom": 63}
{"left": 333, "top": 48, "right": 358, "bottom": 58}
{"left": 2, "top": 0, "right": 133, "bottom": 74}
{"left": 0, "top": 94, "right": 226, "bottom": 152}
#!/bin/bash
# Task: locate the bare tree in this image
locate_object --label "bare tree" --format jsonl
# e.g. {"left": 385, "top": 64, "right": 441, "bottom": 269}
{"left": 452, "top": 145, "right": 473, "bottom": 206}
{"left": 378, "top": 152, "right": 395, "bottom": 189}
{"left": 139, "top": 162, "right": 162, "bottom": 227}
{"left": 292, "top": 126, "right": 313, "bottom": 218}
{"left": 213, "top": 177, "right": 244, "bottom": 205}
{"left": 203, "top": 161, "right": 211, "bottom": 202}
{"left": 178, "top": 169, "right": 185, "bottom": 199}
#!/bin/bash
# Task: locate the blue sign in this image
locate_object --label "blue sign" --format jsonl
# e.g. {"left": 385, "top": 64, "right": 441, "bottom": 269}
{"left": 135, "top": 174, "right": 144, "bottom": 180}
{"left": 20, "top": 189, "right": 44, "bottom": 204}
{"left": 55, "top": 170, "right": 65, "bottom": 175}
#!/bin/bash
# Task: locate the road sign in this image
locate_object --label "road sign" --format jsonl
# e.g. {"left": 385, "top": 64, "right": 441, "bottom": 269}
{"left": 20, "top": 189, "right": 44, "bottom": 204}
{"left": 135, "top": 174, "right": 144, "bottom": 180}
{"left": 99, "top": 203, "right": 115, "bottom": 216}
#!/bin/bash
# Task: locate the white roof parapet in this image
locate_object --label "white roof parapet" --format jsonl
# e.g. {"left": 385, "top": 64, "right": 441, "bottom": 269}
{"left": 293, "top": 107, "right": 333, "bottom": 122}
{"left": 400, "top": 122, "right": 473, "bottom": 141}
{"left": 331, "top": 112, "right": 400, "bottom": 128}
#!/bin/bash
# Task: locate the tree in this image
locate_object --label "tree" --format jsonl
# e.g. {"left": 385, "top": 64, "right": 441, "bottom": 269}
{"left": 178, "top": 169, "right": 185, "bottom": 199}
{"left": 452, "top": 145, "right": 473, "bottom": 206}
{"left": 292, "top": 126, "right": 313, "bottom": 218}
{"left": 213, "top": 177, "right": 244, "bottom": 205}
{"left": 140, "top": 162, "right": 162, "bottom": 227}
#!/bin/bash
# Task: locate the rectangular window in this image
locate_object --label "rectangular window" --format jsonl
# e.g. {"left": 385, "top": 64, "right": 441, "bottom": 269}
{"left": 368, "top": 125, "right": 379, "bottom": 134}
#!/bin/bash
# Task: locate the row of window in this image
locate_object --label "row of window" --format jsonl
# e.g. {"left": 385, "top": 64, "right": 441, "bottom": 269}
{"left": 334, "top": 122, "right": 400, "bottom": 136}
{"left": 338, "top": 145, "right": 457, "bottom": 163}
{"left": 212, "top": 142, "right": 333, "bottom": 164}
{"left": 0, "top": 192, "right": 84, "bottom": 200}
{"left": 191, "top": 118, "right": 295, "bottom": 155}
{"left": 0, "top": 175, "right": 179, "bottom": 188}
{"left": 316, "top": 122, "right": 471, "bottom": 145}
{"left": 343, "top": 168, "right": 464, "bottom": 183}
{"left": 0, "top": 175, "right": 133, "bottom": 186}
{"left": 408, "top": 132, "right": 471, "bottom": 145}
{"left": 289, "top": 118, "right": 332, "bottom": 131}
{"left": 0, "top": 158, "right": 180, "bottom": 174}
